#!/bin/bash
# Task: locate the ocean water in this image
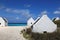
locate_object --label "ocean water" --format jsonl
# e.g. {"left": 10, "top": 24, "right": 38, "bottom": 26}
{"left": 8, "top": 23, "right": 27, "bottom": 26}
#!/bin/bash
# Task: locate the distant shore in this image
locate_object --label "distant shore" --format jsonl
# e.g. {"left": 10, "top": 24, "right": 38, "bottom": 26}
{"left": 8, "top": 23, "right": 27, "bottom": 26}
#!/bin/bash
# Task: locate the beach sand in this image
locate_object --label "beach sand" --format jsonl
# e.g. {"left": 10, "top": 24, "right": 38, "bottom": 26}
{"left": 0, "top": 26, "right": 27, "bottom": 40}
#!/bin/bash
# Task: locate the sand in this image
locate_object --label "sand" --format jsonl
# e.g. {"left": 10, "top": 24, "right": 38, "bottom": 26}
{"left": 0, "top": 26, "right": 27, "bottom": 40}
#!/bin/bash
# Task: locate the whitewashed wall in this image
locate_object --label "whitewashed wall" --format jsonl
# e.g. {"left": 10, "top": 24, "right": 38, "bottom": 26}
{"left": 27, "top": 17, "right": 35, "bottom": 27}
{"left": 0, "top": 17, "right": 6, "bottom": 27}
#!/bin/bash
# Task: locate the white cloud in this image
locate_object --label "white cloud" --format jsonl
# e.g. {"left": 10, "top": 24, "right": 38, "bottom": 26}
{"left": 12, "top": 9, "right": 28, "bottom": 14}
{"left": 12, "top": 10, "right": 20, "bottom": 13}
{"left": 26, "top": 5, "right": 31, "bottom": 7}
{"left": 5, "top": 8, "right": 31, "bottom": 18}
{"left": 54, "top": 11, "right": 60, "bottom": 14}
{"left": 16, "top": 17, "right": 20, "bottom": 20}
{"left": 41, "top": 11, "right": 48, "bottom": 15}
{"left": 11, "top": 9, "right": 31, "bottom": 17}
{"left": 24, "top": 4, "right": 31, "bottom": 8}
{"left": 0, "top": 5, "right": 31, "bottom": 18}
{"left": 21, "top": 10, "right": 31, "bottom": 18}
{"left": 41, "top": 11, "right": 47, "bottom": 13}
{"left": 5, "top": 8, "right": 11, "bottom": 12}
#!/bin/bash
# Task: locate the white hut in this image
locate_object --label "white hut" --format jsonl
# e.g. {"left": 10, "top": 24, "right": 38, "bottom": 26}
{"left": 27, "top": 17, "right": 35, "bottom": 26}
{"left": 31, "top": 15, "right": 57, "bottom": 33}
{"left": 0, "top": 17, "right": 8, "bottom": 27}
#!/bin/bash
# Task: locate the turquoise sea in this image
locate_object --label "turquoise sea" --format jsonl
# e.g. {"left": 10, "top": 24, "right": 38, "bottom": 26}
{"left": 8, "top": 23, "right": 27, "bottom": 26}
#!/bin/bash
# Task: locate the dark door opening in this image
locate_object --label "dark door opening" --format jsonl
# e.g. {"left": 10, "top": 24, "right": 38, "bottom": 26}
{"left": 43, "top": 31, "right": 47, "bottom": 33}
{"left": 0, "top": 23, "right": 1, "bottom": 25}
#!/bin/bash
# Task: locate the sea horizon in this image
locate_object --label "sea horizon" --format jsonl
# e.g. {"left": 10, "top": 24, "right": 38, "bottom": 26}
{"left": 8, "top": 23, "right": 27, "bottom": 26}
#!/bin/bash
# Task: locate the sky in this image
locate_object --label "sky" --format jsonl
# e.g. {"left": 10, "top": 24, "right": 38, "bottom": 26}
{"left": 0, "top": 0, "right": 60, "bottom": 23}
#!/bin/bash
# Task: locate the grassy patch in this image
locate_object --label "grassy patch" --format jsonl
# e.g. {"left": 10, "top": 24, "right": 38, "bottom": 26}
{"left": 21, "top": 27, "right": 60, "bottom": 40}
{"left": 53, "top": 20, "right": 60, "bottom": 27}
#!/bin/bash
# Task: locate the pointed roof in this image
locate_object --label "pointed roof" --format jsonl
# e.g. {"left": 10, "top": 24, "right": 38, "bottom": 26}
{"left": 33, "top": 17, "right": 40, "bottom": 24}
{"left": 0, "top": 17, "right": 4, "bottom": 21}
{"left": 31, "top": 16, "right": 42, "bottom": 28}
{"left": 2, "top": 17, "right": 8, "bottom": 23}
{"left": 33, "top": 15, "right": 56, "bottom": 26}
{"left": 32, "top": 15, "right": 57, "bottom": 33}
{"left": 30, "top": 17, "right": 40, "bottom": 28}
{"left": 31, "top": 15, "right": 56, "bottom": 26}
{"left": 0, "top": 17, "right": 8, "bottom": 23}
{"left": 55, "top": 17, "right": 60, "bottom": 21}
{"left": 31, "top": 11, "right": 48, "bottom": 28}
{"left": 28, "top": 17, "right": 34, "bottom": 22}
{"left": 27, "top": 17, "right": 35, "bottom": 26}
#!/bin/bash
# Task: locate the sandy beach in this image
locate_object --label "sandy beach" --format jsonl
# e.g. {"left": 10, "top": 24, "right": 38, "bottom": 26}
{"left": 0, "top": 26, "right": 27, "bottom": 40}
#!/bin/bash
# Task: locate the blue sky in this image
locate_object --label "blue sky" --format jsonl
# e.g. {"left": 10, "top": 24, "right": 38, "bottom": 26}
{"left": 0, "top": 0, "right": 60, "bottom": 23}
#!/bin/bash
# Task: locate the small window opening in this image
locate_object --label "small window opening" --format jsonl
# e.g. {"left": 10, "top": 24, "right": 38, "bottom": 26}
{"left": 31, "top": 22, "right": 32, "bottom": 24}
